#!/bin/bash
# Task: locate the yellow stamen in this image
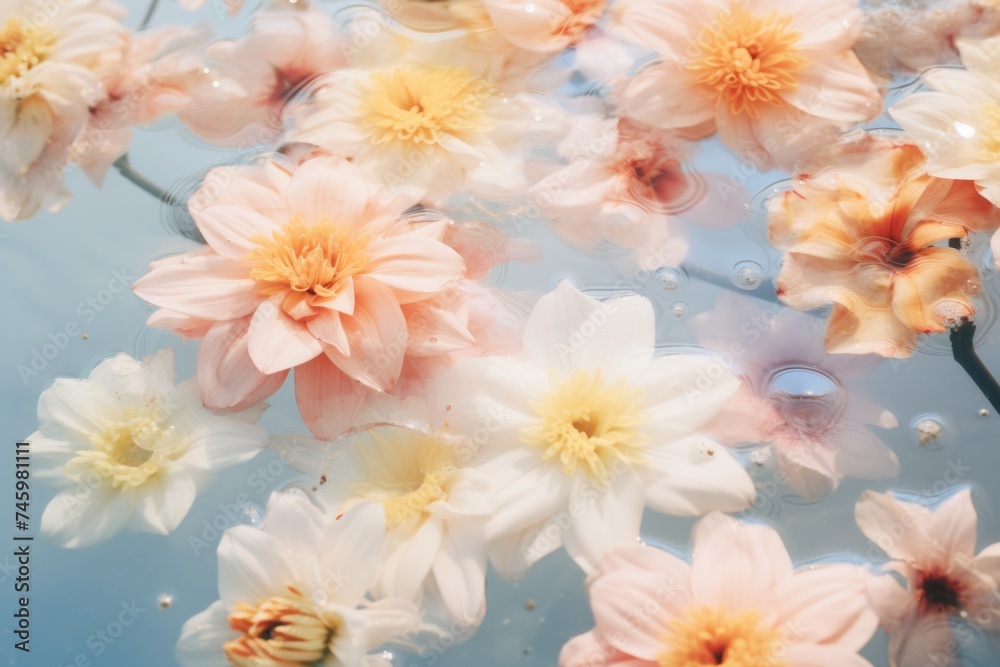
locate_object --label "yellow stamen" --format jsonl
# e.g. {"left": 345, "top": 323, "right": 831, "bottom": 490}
{"left": 556, "top": 0, "right": 606, "bottom": 43}
{"left": 362, "top": 65, "right": 493, "bottom": 146}
{"left": 521, "top": 369, "right": 648, "bottom": 485}
{"left": 242, "top": 216, "right": 369, "bottom": 317}
{"left": 347, "top": 431, "right": 456, "bottom": 530}
{"left": 0, "top": 17, "right": 58, "bottom": 84}
{"left": 687, "top": 2, "right": 806, "bottom": 118}
{"left": 660, "top": 606, "right": 786, "bottom": 667}
{"left": 64, "top": 404, "right": 184, "bottom": 490}
{"left": 978, "top": 103, "right": 1000, "bottom": 162}
{"left": 224, "top": 586, "right": 340, "bottom": 666}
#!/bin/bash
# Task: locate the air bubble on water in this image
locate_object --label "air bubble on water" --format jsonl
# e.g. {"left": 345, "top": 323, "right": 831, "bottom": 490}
{"left": 241, "top": 505, "right": 263, "bottom": 526}
{"left": 524, "top": 599, "right": 536, "bottom": 611}
{"left": 750, "top": 450, "right": 767, "bottom": 467}
{"left": 656, "top": 267, "right": 686, "bottom": 291}
{"left": 731, "top": 261, "right": 764, "bottom": 290}
{"left": 913, "top": 415, "right": 945, "bottom": 447}
{"left": 429, "top": 337, "right": 438, "bottom": 344}
{"left": 960, "top": 236, "right": 973, "bottom": 254}
{"left": 158, "top": 594, "right": 173, "bottom": 609}
{"left": 381, "top": 651, "right": 393, "bottom": 661}
{"left": 765, "top": 367, "right": 846, "bottom": 433}
{"left": 935, "top": 300, "right": 972, "bottom": 328}
{"left": 669, "top": 301, "right": 687, "bottom": 319}
{"left": 980, "top": 409, "right": 990, "bottom": 417}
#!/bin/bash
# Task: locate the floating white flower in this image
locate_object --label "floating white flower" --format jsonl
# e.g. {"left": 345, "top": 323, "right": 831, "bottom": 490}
{"left": 438, "top": 281, "right": 756, "bottom": 577}
{"left": 0, "top": 0, "right": 128, "bottom": 220}
{"left": 29, "top": 350, "right": 268, "bottom": 548}
{"left": 176, "top": 492, "right": 421, "bottom": 666}
{"left": 281, "top": 425, "right": 493, "bottom": 627}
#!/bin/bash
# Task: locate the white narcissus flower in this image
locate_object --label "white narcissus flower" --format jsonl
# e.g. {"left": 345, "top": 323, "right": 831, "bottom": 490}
{"left": 176, "top": 493, "right": 421, "bottom": 667}
{"left": 0, "top": 0, "right": 128, "bottom": 221}
{"left": 856, "top": 489, "right": 1000, "bottom": 667}
{"left": 29, "top": 350, "right": 268, "bottom": 548}
{"left": 438, "top": 281, "right": 756, "bottom": 577}
{"left": 889, "top": 34, "right": 1000, "bottom": 268}
{"left": 280, "top": 425, "right": 493, "bottom": 627}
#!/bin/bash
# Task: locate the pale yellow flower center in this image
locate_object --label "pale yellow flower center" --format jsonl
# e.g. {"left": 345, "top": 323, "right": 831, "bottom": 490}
{"left": 659, "top": 606, "right": 785, "bottom": 667}
{"left": 0, "top": 17, "right": 58, "bottom": 84}
{"left": 521, "top": 369, "right": 648, "bottom": 485}
{"left": 66, "top": 405, "right": 184, "bottom": 490}
{"left": 557, "top": 0, "right": 606, "bottom": 43}
{"left": 362, "top": 65, "right": 493, "bottom": 146}
{"left": 224, "top": 586, "right": 340, "bottom": 666}
{"left": 243, "top": 216, "right": 369, "bottom": 315}
{"left": 348, "top": 433, "right": 455, "bottom": 530}
{"left": 977, "top": 103, "right": 1000, "bottom": 162}
{"left": 687, "top": 2, "right": 806, "bottom": 118}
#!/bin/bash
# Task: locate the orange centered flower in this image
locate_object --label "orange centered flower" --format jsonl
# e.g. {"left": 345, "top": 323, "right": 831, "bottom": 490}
{"left": 659, "top": 606, "right": 786, "bottom": 667}
{"left": 687, "top": 2, "right": 807, "bottom": 118}
{"left": 243, "top": 217, "right": 369, "bottom": 318}
{"left": 0, "top": 16, "right": 58, "bottom": 83}
{"left": 556, "top": 0, "right": 607, "bottom": 44}
{"left": 224, "top": 586, "right": 340, "bottom": 666}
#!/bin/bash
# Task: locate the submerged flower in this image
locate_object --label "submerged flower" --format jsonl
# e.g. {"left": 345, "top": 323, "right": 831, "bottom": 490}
{"left": 768, "top": 135, "right": 1000, "bottom": 357}
{"left": 133, "top": 155, "right": 471, "bottom": 440}
{"left": 612, "top": 0, "right": 882, "bottom": 170}
{"left": 529, "top": 115, "right": 695, "bottom": 271}
{"left": 690, "top": 295, "right": 899, "bottom": 499}
{"left": 29, "top": 350, "right": 267, "bottom": 548}
{"left": 890, "top": 34, "right": 1000, "bottom": 266}
{"left": 286, "top": 37, "right": 542, "bottom": 200}
{"left": 561, "top": 512, "right": 879, "bottom": 666}
{"left": 856, "top": 489, "right": 1000, "bottom": 667}
{"left": 179, "top": 7, "right": 347, "bottom": 147}
{"left": 480, "top": 0, "right": 607, "bottom": 52}
{"left": 288, "top": 425, "right": 493, "bottom": 625}
{"left": 176, "top": 493, "right": 421, "bottom": 666}
{"left": 439, "top": 282, "right": 755, "bottom": 577}
{"left": 0, "top": 0, "right": 128, "bottom": 220}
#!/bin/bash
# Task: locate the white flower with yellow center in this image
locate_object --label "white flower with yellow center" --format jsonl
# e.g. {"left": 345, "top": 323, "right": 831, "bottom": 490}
{"left": 282, "top": 424, "right": 494, "bottom": 626}
{"left": 176, "top": 493, "right": 421, "bottom": 667}
{"left": 889, "top": 34, "right": 1000, "bottom": 268}
{"left": 0, "top": 0, "right": 127, "bottom": 220}
{"left": 286, "top": 39, "right": 538, "bottom": 200}
{"left": 439, "top": 281, "right": 756, "bottom": 578}
{"left": 29, "top": 350, "right": 268, "bottom": 548}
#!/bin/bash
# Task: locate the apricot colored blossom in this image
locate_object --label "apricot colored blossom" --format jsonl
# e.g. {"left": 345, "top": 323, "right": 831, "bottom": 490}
{"left": 768, "top": 135, "right": 1000, "bottom": 357}
{"left": 133, "top": 155, "right": 476, "bottom": 440}
{"left": 891, "top": 35, "right": 1000, "bottom": 267}
{"left": 856, "top": 489, "right": 1000, "bottom": 667}
{"left": 438, "top": 282, "right": 754, "bottom": 578}
{"left": 612, "top": 0, "right": 882, "bottom": 170}
{"left": 561, "top": 512, "right": 879, "bottom": 667}
{"left": 689, "top": 295, "right": 899, "bottom": 500}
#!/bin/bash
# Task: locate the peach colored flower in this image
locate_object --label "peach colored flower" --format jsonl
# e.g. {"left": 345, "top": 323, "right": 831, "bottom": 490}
{"left": 611, "top": 0, "right": 882, "bottom": 170}
{"left": 768, "top": 135, "right": 1000, "bottom": 358}
{"left": 890, "top": 35, "right": 1000, "bottom": 268}
{"left": 561, "top": 512, "right": 879, "bottom": 667}
{"left": 133, "top": 155, "right": 472, "bottom": 440}
{"left": 0, "top": 0, "right": 128, "bottom": 221}
{"left": 856, "top": 489, "right": 1000, "bottom": 667}
{"left": 73, "top": 25, "right": 209, "bottom": 187}
{"left": 689, "top": 295, "right": 899, "bottom": 500}
{"left": 178, "top": 7, "right": 347, "bottom": 147}
{"left": 479, "top": 0, "right": 606, "bottom": 52}
{"left": 528, "top": 114, "right": 695, "bottom": 271}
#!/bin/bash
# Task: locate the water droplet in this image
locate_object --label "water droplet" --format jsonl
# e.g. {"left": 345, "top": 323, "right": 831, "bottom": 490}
{"left": 525, "top": 2, "right": 535, "bottom": 11}
{"left": 212, "top": 81, "right": 221, "bottom": 88}
{"left": 241, "top": 505, "right": 263, "bottom": 526}
{"left": 935, "top": 300, "right": 973, "bottom": 328}
{"left": 381, "top": 651, "right": 394, "bottom": 660}
{"left": 669, "top": 301, "right": 687, "bottom": 319}
{"left": 158, "top": 594, "right": 173, "bottom": 609}
{"left": 731, "top": 261, "right": 764, "bottom": 290}
{"left": 656, "top": 267, "right": 687, "bottom": 291}
{"left": 913, "top": 415, "right": 945, "bottom": 447}
{"left": 81, "top": 333, "right": 89, "bottom": 340}
{"left": 750, "top": 450, "right": 767, "bottom": 467}
{"left": 980, "top": 409, "right": 990, "bottom": 417}
{"left": 429, "top": 337, "right": 438, "bottom": 344}
{"left": 765, "top": 367, "right": 846, "bottom": 433}
{"left": 524, "top": 599, "right": 536, "bottom": 611}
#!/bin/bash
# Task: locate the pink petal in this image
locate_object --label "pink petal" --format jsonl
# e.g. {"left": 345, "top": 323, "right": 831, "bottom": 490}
{"left": 925, "top": 489, "right": 978, "bottom": 559}
{"left": 324, "top": 276, "right": 407, "bottom": 392}
{"left": 780, "top": 643, "right": 878, "bottom": 667}
{"left": 246, "top": 297, "right": 325, "bottom": 374}
{"left": 285, "top": 155, "right": 374, "bottom": 226}
{"left": 132, "top": 250, "right": 260, "bottom": 321}
{"left": 306, "top": 308, "right": 350, "bottom": 356}
{"left": 854, "top": 491, "right": 931, "bottom": 561}
{"left": 560, "top": 630, "right": 652, "bottom": 667}
{"left": 198, "top": 318, "right": 288, "bottom": 410}
{"left": 783, "top": 52, "right": 880, "bottom": 123}
{"left": 589, "top": 544, "right": 693, "bottom": 660}
{"left": 294, "top": 355, "right": 369, "bottom": 440}
{"left": 196, "top": 205, "right": 280, "bottom": 261}
{"left": 363, "top": 235, "right": 466, "bottom": 300}
{"left": 690, "top": 512, "right": 792, "bottom": 610}
{"left": 619, "top": 61, "right": 717, "bottom": 133}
